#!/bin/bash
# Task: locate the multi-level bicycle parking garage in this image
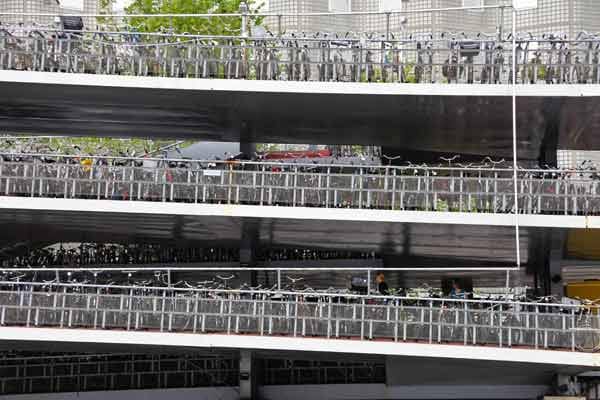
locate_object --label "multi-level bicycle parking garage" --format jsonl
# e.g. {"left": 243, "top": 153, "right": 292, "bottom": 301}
{"left": 1, "top": 3, "right": 600, "bottom": 399}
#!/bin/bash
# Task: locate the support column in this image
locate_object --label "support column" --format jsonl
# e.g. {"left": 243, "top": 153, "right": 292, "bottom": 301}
{"left": 240, "top": 220, "right": 260, "bottom": 287}
{"left": 381, "top": 225, "right": 408, "bottom": 289}
{"left": 239, "top": 119, "right": 256, "bottom": 160}
{"left": 548, "top": 230, "right": 567, "bottom": 297}
{"left": 239, "top": 118, "right": 259, "bottom": 287}
{"left": 239, "top": 350, "right": 254, "bottom": 400}
{"left": 538, "top": 99, "right": 562, "bottom": 168}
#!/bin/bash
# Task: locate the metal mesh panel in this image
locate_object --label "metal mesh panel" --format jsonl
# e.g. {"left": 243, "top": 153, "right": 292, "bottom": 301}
{"left": 557, "top": 150, "right": 600, "bottom": 170}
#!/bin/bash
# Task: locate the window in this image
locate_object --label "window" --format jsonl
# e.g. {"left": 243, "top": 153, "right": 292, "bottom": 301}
{"left": 463, "top": 0, "right": 484, "bottom": 12}
{"left": 379, "top": 0, "right": 403, "bottom": 12}
{"left": 513, "top": 0, "right": 538, "bottom": 10}
{"left": 328, "top": 0, "right": 351, "bottom": 12}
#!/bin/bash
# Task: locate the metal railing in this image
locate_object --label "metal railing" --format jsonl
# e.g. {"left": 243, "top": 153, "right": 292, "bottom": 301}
{"left": 1, "top": 31, "right": 599, "bottom": 84}
{"left": 0, "top": 352, "right": 238, "bottom": 394}
{"left": 262, "top": 360, "right": 385, "bottom": 385}
{"left": 2, "top": 156, "right": 600, "bottom": 216}
{"left": 0, "top": 283, "right": 598, "bottom": 353}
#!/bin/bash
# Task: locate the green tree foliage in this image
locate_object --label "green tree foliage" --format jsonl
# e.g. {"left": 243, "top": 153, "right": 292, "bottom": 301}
{"left": 96, "top": 0, "right": 119, "bottom": 30}
{"left": 0, "top": 137, "right": 193, "bottom": 157}
{"left": 125, "top": 0, "right": 264, "bottom": 35}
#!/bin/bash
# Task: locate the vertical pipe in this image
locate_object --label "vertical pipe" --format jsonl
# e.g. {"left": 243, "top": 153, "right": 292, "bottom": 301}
{"left": 511, "top": 7, "right": 521, "bottom": 278}
{"left": 277, "top": 269, "right": 281, "bottom": 291}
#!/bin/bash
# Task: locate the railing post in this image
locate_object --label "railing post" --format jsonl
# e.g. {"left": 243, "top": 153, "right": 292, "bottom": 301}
{"left": 193, "top": 294, "right": 199, "bottom": 333}
{"left": 160, "top": 290, "right": 166, "bottom": 332}
{"left": 292, "top": 167, "right": 298, "bottom": 206}
{"left": 498, "top": 307, "right": 503, "bottom": 347}
{"left": 463, "top": 302, "right": 468, "bottom": 345}
{"left": 293, "top": 300, "right": 298, "bottom": 337}
{"left": 227, "top": 298, "right": 233, "bottom": 334}
{"left": 391, "top": 169, "right": 396, "bottom": 210}
{"left": 260, "top": 300, "right": 265, "bottom": 336}
{"left": 161, "top": 171, "right": 167, "bottom": 202}
{"left": 30, "top": 161, "right": 36, "bottom": 197}
{"left": 534, "top": 306, "right": 539, "bottom": 349}
{"left": 194, "top": 171, "right": 199, "bottom": 203}
{"left": 358, "top": 168, "right": 363, "bottom": 208}
{"left": 326, "top": 167, "right": 331, "bottom": 208}
{"left": 571, "top": 308, "right": 576, "bottom": 351}
{"left": 428, "top": 300, "right": 433, "bottom": 344}
{"left": 26, "top": 290, "right": 33, "bottom": 327}
{"left": 126, "top": 290, "right": 133, "bottom": 330}
{"left": 327, "top": 297, "right": 332, "bottom": 339}
{"left": 394, "top": 300, "right": 399, "bottom": 342}
{"left": 277, "top": 269, "right": 281, "bottom": 291}
{"left": 93, "top": 289, "right": 100, "bottom": 329}
{"left": 437, "top": 306, "right": 442, "bottom": 343}
{"left": 59, "top": 289, "right": 67, "bottom": 328}
{"left": 260, "top": 165, "right": 265, "bottom": 206}
{"left": 360, "top": 299, "right": 365, "bottom": 340}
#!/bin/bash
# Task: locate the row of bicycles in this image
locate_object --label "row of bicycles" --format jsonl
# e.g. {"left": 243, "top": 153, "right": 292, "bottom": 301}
{"left": 0, "top": 273, "right": 597, "bottom": 351}
{"left": 0, "top": 242, "right": 380, "bottom": 268}
{"left": 2, "top": 151, "right": 600, "bottom": 215}
{"left": 1, "top": 23, "right": 600, "bottom": 84}
{"left": 0, "top": 269, "right": 587, "bottom": 311}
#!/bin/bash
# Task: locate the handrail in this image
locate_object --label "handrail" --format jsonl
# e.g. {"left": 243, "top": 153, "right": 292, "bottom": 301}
{"left": 0, "top": 281, "right": 593, "bottom": 310}
{"left": 0, "top": 152, "right": 594, "bottom": 174}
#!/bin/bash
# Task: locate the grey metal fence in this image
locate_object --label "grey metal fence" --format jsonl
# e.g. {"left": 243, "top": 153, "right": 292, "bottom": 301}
{"left": 2, "top": 157, "right": 600, "bottom": 215}
{"left": 0, "top": 352, "right": 238, "bottom": 395}
{"left": 0, "top": 285, "right": 598, "bottom": 353}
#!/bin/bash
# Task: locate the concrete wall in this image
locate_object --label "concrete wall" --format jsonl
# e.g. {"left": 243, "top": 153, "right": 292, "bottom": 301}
{"left": 0, "top": 387, "right": 239, "bottom": 400}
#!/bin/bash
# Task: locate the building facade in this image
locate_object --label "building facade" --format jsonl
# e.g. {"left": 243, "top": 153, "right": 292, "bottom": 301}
{"left": 265, "top": 0, "right": 600, "bottom": 38}
{"left": 0, "top": 0, "right": 113, "bottom": 30}
{"left": 0, "top": 0, "right": 60, "bottom": 26}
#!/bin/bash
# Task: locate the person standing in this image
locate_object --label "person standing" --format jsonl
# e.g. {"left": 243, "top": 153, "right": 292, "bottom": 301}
{"left": 376, "top": 272, "right": 389, "bottom": 295}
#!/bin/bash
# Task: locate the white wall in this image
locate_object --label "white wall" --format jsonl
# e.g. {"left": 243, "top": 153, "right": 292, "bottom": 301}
{"left": 259, "top": 383, "right": 549, "bottom": 399}
{"left": 0, "top": 387, "right": 239, "bottom": 400}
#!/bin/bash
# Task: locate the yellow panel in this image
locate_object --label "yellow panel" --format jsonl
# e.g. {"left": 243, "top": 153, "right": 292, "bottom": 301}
{"left": 566, "top": 229, "right": 600, "bottom": 260}
{"left": 565, "top": 281, "right": 600, "bottom": 302}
